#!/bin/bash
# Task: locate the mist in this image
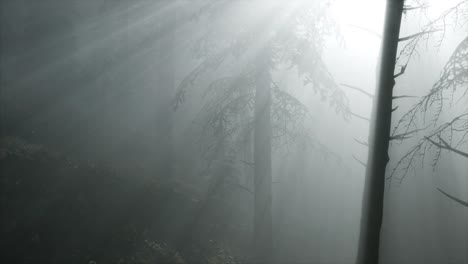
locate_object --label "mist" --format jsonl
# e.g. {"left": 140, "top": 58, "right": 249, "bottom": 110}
{"left": 1, "top": 0, "right": 467, "bottom": 263}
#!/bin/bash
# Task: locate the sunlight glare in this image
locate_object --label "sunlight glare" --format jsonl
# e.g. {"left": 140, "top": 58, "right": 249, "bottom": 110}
{"left": 331, "top": 0, "right": 386, "bottom": 45}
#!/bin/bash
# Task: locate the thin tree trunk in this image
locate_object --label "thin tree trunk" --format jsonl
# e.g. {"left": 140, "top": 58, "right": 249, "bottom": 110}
{"left": 253, "top": 46, "right": 273, "bottom": 263}
{"left": 357, "top": 1, "right": 404, "bottom": 263}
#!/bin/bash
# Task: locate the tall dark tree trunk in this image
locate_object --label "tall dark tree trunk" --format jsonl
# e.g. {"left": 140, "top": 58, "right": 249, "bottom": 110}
{"left": 357, "top": 1, "right": 404, "bottom": 263}
{"left": 253, "top": 46, "right": 273, "bottom": 263}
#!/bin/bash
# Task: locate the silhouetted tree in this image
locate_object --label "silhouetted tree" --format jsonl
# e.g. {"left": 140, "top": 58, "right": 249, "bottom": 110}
{"left": 358, "top": 1, "right": 468, "bottom": 262}
{"left": 173, "top": 0, "right": 348, "bottom": 261}
{"left": 357, "top": 1, "right": 405, "bottom": 263}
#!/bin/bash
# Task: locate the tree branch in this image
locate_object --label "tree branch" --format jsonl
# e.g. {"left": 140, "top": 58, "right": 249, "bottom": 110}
{"left": 398, "top": 30, "right": 441, "bottom": 42}
{"left": 403, "top": 4, "right": 429, "bottom": 12}
{"left": 354, "top": 138, "right": 369, "bottom": 147}
{"left": 340, "top": 83, "right": 374, "bottom": 98}
{"left": 349, "top": 111, "right": 370, "bottom": 122}
{"left": 392, "top": 95, "right": 417, "bottom": 100}
{"left": 390, "top": 128, "right": 425, "bottom": 141}
{"left": 425, "top": 136, "right": 468, "bottom": 158}
{"left": 437, "top": 188, "right": 468, "bottom": 207}
{"left": 393, "top": 65, "right": 407, "bottom": 78}
{"left": 353, "top": 155, "right": 367, "bottom": 168}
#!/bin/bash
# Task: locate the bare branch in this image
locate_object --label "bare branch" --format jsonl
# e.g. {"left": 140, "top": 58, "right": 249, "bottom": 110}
{"left": 393, "top": 65, "right": 407, "bottom": 79}
{"left": 397, "top": 1, "right": 468, "bottom": 68}
{"left": 354, "top": 138, "right": 369, "bottom": 147}
{"left": 390, "top": 127, "right": 425, "bottom": 141}
{"left": 392, "top": 95, "right": 418, "bottom": 100}
{"left": 391, "top": 114, "right": 468, "bottom": 181}
{"left": 353, "top": 155, "right": 367, "bottom": 167}
{"left": 403, "top": 4, "right": 429, "bottom": 12}
{"left": 349, "top": 111, "right": 371, "bottom": 122}
{"left": 437, "top": 188, "right": 468, "bottom": 207}
{"left": 393, "top": 37, "right": 468, "bottom": 136}
{"left": 392, "top": 106, "right": 399, "bottom": 112}
{"left": 340, "top": 83, "right": 374, "bottom": 98}
{"left": 425, "top": 136, "right": 468, "bottom": 158}
{"left": 398, "top": 30, "right": 442, "bottom": 42}
{"left": 390, "top": 134, "right": 412, "bottom": 141}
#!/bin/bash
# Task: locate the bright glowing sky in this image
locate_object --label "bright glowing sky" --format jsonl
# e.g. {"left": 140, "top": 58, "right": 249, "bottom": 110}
{"left": 331, "top": 0, "right": 386, "bottom": 45}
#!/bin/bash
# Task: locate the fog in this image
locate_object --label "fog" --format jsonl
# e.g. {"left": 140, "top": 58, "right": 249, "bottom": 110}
{"left": 1, "top": 0, "right": 467, "bottom": 263}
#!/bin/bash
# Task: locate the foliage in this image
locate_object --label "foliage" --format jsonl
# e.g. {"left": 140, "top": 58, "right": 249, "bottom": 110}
{"left": 172, "top": 1, "right": 348, "bottom": 187}
{"left": 391, "top": 36, "right": 468, "bottom": 181}
{"left": 387, "top": 1, "right": 468, "bottom": 182}
{"left": 174, "top": 0, "right": 350, "bottom": 117}
{"left": 397, "top": 0, "right": 468, "bottom": 69}
{"left": 193, "top": 72, "right": 341, "bottom": 182}
{"left": 395, "top": 36, "right": 468, "bottom": 131}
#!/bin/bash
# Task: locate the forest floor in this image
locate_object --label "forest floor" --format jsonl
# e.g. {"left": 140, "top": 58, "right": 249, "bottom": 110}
{"left": 1, "top": 137, "right": 246, "bottom": 264}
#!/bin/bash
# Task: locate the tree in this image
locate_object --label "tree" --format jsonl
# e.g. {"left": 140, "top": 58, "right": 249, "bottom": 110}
{"left": 357, "top": 1, "right": 468, "bottom": 262}
{"left": 357, "top": 1, "right": 405, "bottom": 264}
{"left": 173, "top": 0, "right": 348, "bottom": 261}
{"left": 253, "top": 44, "right": 273, "bottom": 262}
{"left": 392, "top": 36, "right": 468, "bottom": 207}
{"left": 393, "top": 36, "right": 468, "bottom": 172}
{"left": 388, "top": 0, "right": 468, "bottom": 209}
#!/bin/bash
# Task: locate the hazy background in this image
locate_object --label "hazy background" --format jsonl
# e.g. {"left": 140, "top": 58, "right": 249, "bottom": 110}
{"left": 1, "top": 0, "right": 467, "bottom": 263}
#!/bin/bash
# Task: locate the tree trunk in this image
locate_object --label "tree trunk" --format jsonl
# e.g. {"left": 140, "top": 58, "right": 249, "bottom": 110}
{"left": 357, "top": 1, "right": 404, "bottom": 263}
{"left": 253, "top": 46, "right": 273, "bottom": 263}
